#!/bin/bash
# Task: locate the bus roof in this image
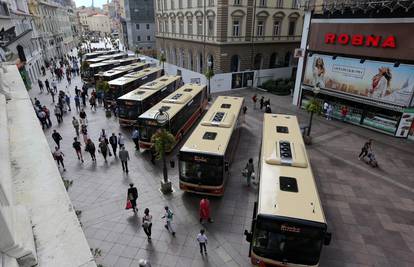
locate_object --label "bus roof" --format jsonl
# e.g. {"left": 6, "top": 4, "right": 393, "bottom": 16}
{"left": 98, "top": 62, "right": 147, "bottom": 78}
{"left": 258, "top": 114, "right": 326, "bottom": 224}
{"left": 86, "top": 57, "right": 106, "bottom": 63}
{"left": 97, "top": 52, "right": 127, "bottom": 60}
{"left": 108, "top": 67, "right": 162, "bottom": 86}
{"left": 180, "top": 96, "right": 244, "bottom": 156}
{"left": 117, "top": 57, "right": 139, "bottom": 64}
{"left": 139, "top": 83, "right": 206, "bottom": 120}
{"left": 118, "top": 75, "right": 181, "bottom": 101}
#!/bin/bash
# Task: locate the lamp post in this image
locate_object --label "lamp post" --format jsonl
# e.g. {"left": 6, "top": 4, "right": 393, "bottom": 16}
{"left": 155, "top": 109, "right": 172, "bottom": 193}
{"left": 306, "top": 85, "right": 320, "bottom": 137}
{"left": 207, "top": 59, "right": 212, "bottom": 100}
{"left": 160, "top": 49, "right": 165, "bottom": 71}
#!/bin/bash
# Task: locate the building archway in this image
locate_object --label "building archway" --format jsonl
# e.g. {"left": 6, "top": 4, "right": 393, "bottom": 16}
{"left": 207, "top": 54, "right": 214, "bottom": 70}
{"left": 284, "top": 51, "right": 291, "bottom": 67}
{"left": 269, "top": 52, "right": 278, "bottom": 68}
{"left": 254, "top": 53, "right": 263, "bottom": 70}
{"left": 230, "top": 55, "right": 240, "bottom": 72}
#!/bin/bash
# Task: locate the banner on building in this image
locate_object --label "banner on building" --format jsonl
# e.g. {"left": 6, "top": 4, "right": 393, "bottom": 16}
{"left": 303, "top": 53, "right": 414, "bottom": 107}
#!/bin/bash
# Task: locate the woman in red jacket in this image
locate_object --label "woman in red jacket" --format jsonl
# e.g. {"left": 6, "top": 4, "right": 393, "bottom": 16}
{"left": 199, "top": 198, "right": 213, "bottom": 224}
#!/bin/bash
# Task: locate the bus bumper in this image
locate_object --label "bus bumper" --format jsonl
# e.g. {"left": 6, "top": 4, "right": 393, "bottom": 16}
{"left": 118, "top": 118, "right": 136, "bottom": 127}
{"left": 179, "top": 182, "right": 224, "bottom": 196}
{"left": 139, "top": 141, "right": 153, "bottom": 150}
{"left": 251, "top": 254, "right": 318, "bottom": 267}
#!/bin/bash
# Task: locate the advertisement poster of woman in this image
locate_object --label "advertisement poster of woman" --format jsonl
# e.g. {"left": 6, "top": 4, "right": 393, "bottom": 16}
{"left": 312, "top": 57, "right": 326, "bottom": 88}
{"left": 370, "top": 67, "right": 392, "bottom": 98}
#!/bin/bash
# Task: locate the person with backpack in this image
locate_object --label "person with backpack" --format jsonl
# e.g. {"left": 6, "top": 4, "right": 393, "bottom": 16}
{"left": 265, "top": 104, "right": 272, "bottom": 113}
{"left": 162, "top": 206, "right": 175, "bottom": 236}
{"left": 52, "top": 130, "right": 63, "bottom": 149}
{"left": 38, "top": 79, "right": 44, "bottom": 93}
{"left": 244, "top": 158, "right": 255, "bottom": 186}
{"left": 142, "top": 208, "right": 153, "bottom": 239}
{"left": 72, "top": 137, "right": 84, "bottom": 163}
{"left": 196, "top": 229, "right": 208, "bottom": 255}
{"left": 358, "top": 139, "right": 372, "bottom": 161}
{"left": 127, "top": 183, "right": 138, "bottom": 213}
{"left": 98, "top": 139, "right": 109, "bottom": 162}
{"left": 52, "top": 146, "right": 66, "bottom": 171}
{"left": 85, "top": 139, "right": 96, "bottom": 161}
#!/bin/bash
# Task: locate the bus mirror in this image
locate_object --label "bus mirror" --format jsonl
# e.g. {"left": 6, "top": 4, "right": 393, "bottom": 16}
{"left": 244, "top": 230, "right": 252, "bottom": 242}
{"left": 324, "top": 232, "right": 332, "bottom": 245}
{"left": 225, "top": 162, "right": 229, "bottom": 172}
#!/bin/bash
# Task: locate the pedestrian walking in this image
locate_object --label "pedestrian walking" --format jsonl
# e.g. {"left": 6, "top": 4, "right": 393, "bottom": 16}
{"left": 37, "top": 109, "right": 48, "bottom": 129}
{"left": 138, "top": 259, "right": 151, "bottom": 267}
{"left": 252, "top": 94, "right": 257, "bottom": 109}
{"left": 132, "top": 128, "right": 140, "bottom": 150}
{"left": 52, "top": 146, "right": 66, "bottom": 171}
{"left": 358, "top": 139, "right": 372, "bottom": 160}
{"left": 45, "top": 79, "right": 50, "bottom": 93}
{"left": 265, "top": 104, "right": 272, "bottom": 113}
{"left": 118, "top": 132, "right": 125, "bottom": 148}
{"left": 74, "top": 94, "right": 81, "bottom": 112}
{"left": 89, "top": 95, "right": 96, "bottom": 111}
{"left": 54, "top": 105, "right": 62, "bottom": 123}
{"left": 142, "top": 208, "right": 153, "bottom": 239}
{"left": 81, "top": 90, "right": 87, "bottom": 107}
{"left": 244, "top": 158, "right": 255, "bottom": 186}
{"left": 326, "top": 104, "right": 333, "bottom": 120}
{"left": 196, "top": 229, "right": 208, "bottom": 255}
{"left": 41, "top": 65, "right": 46, "bottom": 76}
{"left": 127, "top": 183, "right": 138, "bottom": 213}
{"left": 43, "top": 106, "right": 52, "bottom": 128}
{"left": 85, "top": 139, "right": 96, "bottom": 161}
{"left": 242, "top": 106, "right": 247, "bottom": 123}
{"left": 50, "top": 89, "right": 55, "bottom": 103}
{"left": 51, "top": 79, "right": 57, "bottom": 94}
{"left": 259, "top": 96, "right": 264, "bottom": 110}
{"left": 323, "top": 102, "right": 329, "bottom": 118}
{"left": 98, "top": 139, "right": 109, "bottom": 162}
{"left": 72, "top": 137, "right": 84, "bottom": 163}
{"left": 38, "top": 79, "right": 44, "bottom": 93}
{"left": 81, "top": 124, "right": 89, "bottom": 144}
{"left": 199, "top": 198, "right": 213, "bottom": 224}
{"left": 71, "top": 117, "right": 80, "bottom": 137}
{"left": 52, "top": 130, "right": 62, "bottom": 148}
{"left": 79, "top": 109, "right": 87, "bottom": 125}
{"left": 162, "top": 206, "right": 175, "bottom": 236}
{"left": 119, "top": 146, "right": 130, "bottom": 173}
{"left": 109, "top": 133, "right": 118, "bottom": 156}
{"left": 64, "top": 93, "right": 71, "bottom": 111}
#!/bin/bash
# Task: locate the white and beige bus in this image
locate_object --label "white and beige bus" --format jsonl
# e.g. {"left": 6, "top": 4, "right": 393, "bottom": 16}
{"left": 106, "top": 67, "right": 164, "bottom": 104}
{"left": 117, "top": 75, "right": 183, "bottom": 127}
{"left": 82, "top": 57, "right": 138, "bottom": 85}
{"left": 244, "top": 114, "right": 331, "bottom": 267}
{"left": 137, "top": 83, "right": 208, "bottom": 150}
{"left": 178, "top": 96, "right": 244, "bottom": 196}
{"left": 94, "top": 62, "right": 149, "bottom": 84}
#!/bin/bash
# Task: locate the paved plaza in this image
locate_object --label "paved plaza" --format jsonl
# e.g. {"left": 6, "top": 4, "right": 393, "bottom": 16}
{"left": 29, "top": 66, "right": 414, "bottom": 267}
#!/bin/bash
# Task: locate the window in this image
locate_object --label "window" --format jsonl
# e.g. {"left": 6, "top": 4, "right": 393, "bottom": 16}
{"left": 157, "top": 0, "right": 161, "bottom": 10}
{"left": 284, "top": 52, "right": 291, "bottom": 67}
{"left": 146, "top": 24, "right": 150, "bottom": 29}
{"left": 171, "top": 0, "right": 175, "bottom": 9}
{"left": 234, "top": 0, "right": 241, "bottom": 5}
{"left": 137, "top": 36, "right": 141, "bottom": 41}
{"left": 288, "top": 20, "right": 296, "bottom": 36}
{"left": 273, "top": 20, "right": 281, "bottom": 36}
{"left": 147, "top": 36, "right": 151, "bottom": 41}
{"left": 276, "top": 0, "right": 283, "bottom": 8}
{"left": 208, "top": 0, "right": 214, "bottom": 6}
{"left": 257, "top": 20, "right": 264, "bottom": 36}
{"left": 292, "top": 0, "right": 300, "bottom": 8}
{"left": 179, "top": 20, "right": 184, "bottom": 34}
{"left": 259, "top": 0, "right": 266, "bottom": 7}
{"left": 254, "top": 53, "right": 262, "bottom": 70}
{"left": 203, "top": 132, "right": 217, "bottom": 140}
{"left": 187, "top": 0, "right": 192, "bottom": 8}
{"left": 158, "top": 20, "right": 163, "bottom": 32}
{"left": 188, "top": 19, "right": 193, "bottom": 35}
{"left": 171, "top": 20, "right": 176, "bottom": 33}
{"left": 269, "top": 53, "right": 279, "bottom": 68}
{"left": 208, "top": 18, "right": 214, "bottom": 37}
{"left": 232, "top": 20, "right": 240, "bottom": 36}
{"left": 198, "top": 0, "right": 202, "bottom": 7}
{"left": 179, "top": 0, "right": 183, "bottom": 8}
{"left": 164, "top": 0, "right": 167, "bottom": 10}
{"left": 197, "top": 19, "right": 203, "bottom": 35}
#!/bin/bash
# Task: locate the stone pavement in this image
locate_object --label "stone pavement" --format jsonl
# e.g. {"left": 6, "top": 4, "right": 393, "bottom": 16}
{"left": 29, "top": 62, "right": 414, "bottom": 266}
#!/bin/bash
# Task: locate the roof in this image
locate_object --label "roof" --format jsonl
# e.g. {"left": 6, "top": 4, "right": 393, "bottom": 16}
{"left": 257, "top": 114, "right": 326, "bottom": 224}
{"left": 108, "top": 67, "right": 162, "bottom": 86}
{"left": 139, "top": 83, "right": 206, "bottom": 121}
{"left": 96, "top": 62, "right": 147, "bottom": 78}
{"left": 180, "top": 96, "right": 244, "bottom": 156}
{"left": 118, "top": 75, "right": 181, "bottom": 101}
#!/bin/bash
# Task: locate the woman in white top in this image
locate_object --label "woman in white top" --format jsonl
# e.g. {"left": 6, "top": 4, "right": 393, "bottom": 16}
{"left": 142, "top": 208, "right": 152, "bottom": 239}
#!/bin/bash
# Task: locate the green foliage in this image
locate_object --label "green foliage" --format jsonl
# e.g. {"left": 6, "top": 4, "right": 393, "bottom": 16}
{"left": 90, "top": 248, "right": 102, "bottom": 259}
{"left": 62, "top": 178, "right": 73, "bottom": 191}
{"left": 134, "top": 47, "right": 140, "bottom": 57}
{"left": 159, "top": 53, "right": 166, "bottom": 63}
{"left": 96, "top": 81, "right": 110, "bottom": 93}
{"left": 205, "top": 68, "right": 214, "bottom": 80}
{"left": 151, "top": 129, "right": 176, "bottom": 160}
{"left": 305, "top": 98, "right": 322, "bottom": 114}
{"left": 261, "top": 78, "right": 293, "bottom": 95}
{"left": 81, "top": 61, "right": 90, "bottom": 72}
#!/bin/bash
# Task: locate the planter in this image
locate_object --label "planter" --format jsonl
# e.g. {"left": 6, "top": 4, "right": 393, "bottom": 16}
{"left": 160, "top": 180, "right": 172, "bottom": 194}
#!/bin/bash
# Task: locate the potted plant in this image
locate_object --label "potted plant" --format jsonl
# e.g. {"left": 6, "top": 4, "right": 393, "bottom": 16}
{"left": 304, "top": 98, "right": 322, "bottom": 145}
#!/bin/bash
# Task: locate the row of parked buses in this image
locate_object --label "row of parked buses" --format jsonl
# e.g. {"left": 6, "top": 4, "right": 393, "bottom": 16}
{"left": 82, "top": 59, "right": 331, "bottom": 267}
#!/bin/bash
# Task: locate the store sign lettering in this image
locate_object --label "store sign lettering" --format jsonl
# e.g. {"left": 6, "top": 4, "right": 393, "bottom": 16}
{"left": 325, "top": 33, "right": 396, "bottom": 48}
{"left": 194, "top": 156, "right": 208, "bottom": 162}
{"left": 281, "top": 224, "right": 301, "bottom": 233}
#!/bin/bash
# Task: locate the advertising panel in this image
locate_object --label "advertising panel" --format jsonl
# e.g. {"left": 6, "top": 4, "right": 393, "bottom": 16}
{"left": 303, "top": 54, "right": 414, "bottom": 107}
{"left": 396, "top": 109, "right": 414, "bottom": 138}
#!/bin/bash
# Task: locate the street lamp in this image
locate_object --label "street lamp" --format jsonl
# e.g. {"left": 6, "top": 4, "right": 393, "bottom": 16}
{"left": 207, "top": 59, "right": 212, "bottom": 100}
{"left": 160, "top": 49, "right": 165, "bottom": 71}
{"left": 306, "top": 84, "right": 320, "bottom": 137}
{"left": 155, "top": 108, "right": 172, "bottom": 193}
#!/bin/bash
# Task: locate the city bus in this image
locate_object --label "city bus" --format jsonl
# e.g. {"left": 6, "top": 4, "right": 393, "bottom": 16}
{"left": 94, "top": 61, "right": 148, "bottom": 84}
{"left": 85, "top": 52, "right": 127, "bottom": 64}
{"left": 82, "top": 57, "right": 138, "bottom": 85}
{"left": 137, "top": 83, "right": 208, "bottom": 150}
{"left": 106, "top": 67, "right": 164, "bottom": 104}
{"left": 244, "top": 114, "right": 332, "bottom": 267}
{"left": 82, "top": 50, "right": 118, "bottom": 61}
{"left": 178, "top": 96, "right": 244, "bottom": 196}
{"left": 117, "top": 75, "right": 183, "bottom": 127}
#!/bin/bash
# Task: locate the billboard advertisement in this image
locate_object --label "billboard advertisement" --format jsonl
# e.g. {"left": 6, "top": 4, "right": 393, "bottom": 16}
{"left": 303, "top": 54, "right": 414, "bottom": 107}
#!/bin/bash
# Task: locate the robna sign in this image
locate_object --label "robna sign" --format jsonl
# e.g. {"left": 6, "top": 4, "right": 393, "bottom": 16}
{"left": 325, "top": 33, "right": 396, "bottom": 48}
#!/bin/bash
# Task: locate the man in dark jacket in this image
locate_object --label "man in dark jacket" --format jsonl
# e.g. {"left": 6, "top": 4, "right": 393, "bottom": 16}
{"left": 109, "top": 133, "right": 118, "bottom": 156}
{"left": 127, "top": 183, "right": 138, "bottom": 213}
{"left": 119, "top": 146, "right": 130, "bottom": 173}
{"left": 52, "top": 130, "right": 62, "bottom": 148}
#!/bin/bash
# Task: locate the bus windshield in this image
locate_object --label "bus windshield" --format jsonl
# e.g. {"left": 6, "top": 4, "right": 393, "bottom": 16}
{"left": 253, "top": 215, "right": 325, "bottom": 266}
{"left": 179, "top": 160, "right": 223, "bottom": 186}
{"left": 118, "top": 101, "right": 141, "bottom": 120}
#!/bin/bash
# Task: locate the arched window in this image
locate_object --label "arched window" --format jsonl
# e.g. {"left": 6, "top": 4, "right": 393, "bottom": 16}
{"left": 254, "top": 53, "right": 263, "bottom": 70}
{"left": 269, "top": 53, "right": 278, "bottom": 68}
{"left": 188, "top": 50, "right": 193, "bottom": 70}
{"left": 230, "top": 55, "right": 240, "bottom": 72}
{"left": 284, "top": 51, "right": 291, "bottom": 67}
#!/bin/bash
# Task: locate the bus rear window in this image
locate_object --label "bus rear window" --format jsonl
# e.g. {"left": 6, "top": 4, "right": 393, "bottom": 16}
{"left": 179, "top": 160, "right": 223, "bottom": 186}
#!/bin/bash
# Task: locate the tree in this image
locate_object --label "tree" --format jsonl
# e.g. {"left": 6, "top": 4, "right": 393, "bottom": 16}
{"left": 205, "top": 68, "right": 214, "bottom": 100}
{"left": 134, "top": 47, "right": 140, "bottom": 57}
{"left": 305, "top": 98, "right": 322, "bottom": 138}
{"left": 159, "top": 52, "right": 166, "bottom": 70}
{"left": 151, "top": 129, "right": 176, "bottom": 193}
{"left": 81, "top": 61, "right": 90, "bottom": 73}
{"left": 96, "top": 80, "right": 110, "bottom": 94}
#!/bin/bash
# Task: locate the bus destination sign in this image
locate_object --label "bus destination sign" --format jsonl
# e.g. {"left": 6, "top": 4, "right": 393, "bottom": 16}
{"left": 281, "top": 224, "right": 301, "bottom": 233}
{"left": 194, "top": 156, "right": 208, "bottom": 162}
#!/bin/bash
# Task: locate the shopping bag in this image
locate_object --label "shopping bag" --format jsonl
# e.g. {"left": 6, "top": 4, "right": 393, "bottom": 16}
{"left": 125, "top": 199, "right": 132, "bottom": 210}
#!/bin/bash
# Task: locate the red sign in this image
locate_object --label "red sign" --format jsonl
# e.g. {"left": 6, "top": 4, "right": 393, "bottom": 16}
{"left": 325, "top": 33, "right": 396, "bottom": 48}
